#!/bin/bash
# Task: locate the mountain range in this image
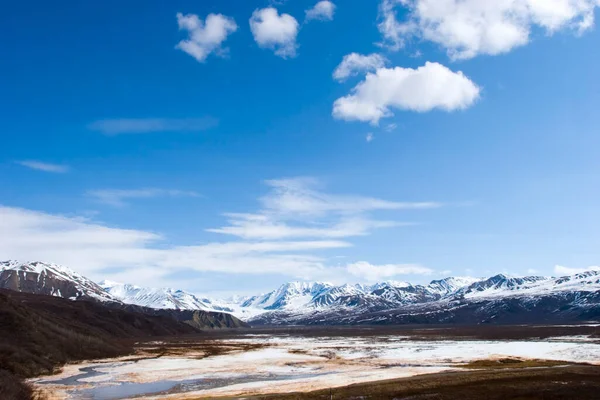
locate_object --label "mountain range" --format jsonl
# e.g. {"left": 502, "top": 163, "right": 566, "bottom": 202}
{"left": 0, "top": 261, "right": 247, "bottom": 329}
{"left": 2, "top": 260, "right": 600, "bottom": 326}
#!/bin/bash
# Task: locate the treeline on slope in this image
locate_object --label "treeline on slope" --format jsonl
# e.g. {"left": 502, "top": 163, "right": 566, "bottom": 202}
{"left": 0, "top": 289, "right": 199, "bottom": 400}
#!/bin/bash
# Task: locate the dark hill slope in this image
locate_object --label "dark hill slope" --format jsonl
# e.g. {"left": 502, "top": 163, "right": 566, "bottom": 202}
{"left": 0, "top": 262, "right": 249, "bottom": 330}
{"left": 0, "top": 289, "right": 198, "bottom": 399}
{"left": 118, "top": 304, "right": 250, "bottom": 329}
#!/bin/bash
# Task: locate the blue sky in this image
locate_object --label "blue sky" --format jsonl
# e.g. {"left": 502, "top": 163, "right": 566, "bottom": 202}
{"left": 1, "top": 0, "right": 600, "bottom": 295}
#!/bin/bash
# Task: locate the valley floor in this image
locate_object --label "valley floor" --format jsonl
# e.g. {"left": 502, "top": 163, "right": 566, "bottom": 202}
{"left": 31, "top": 324, "right": 600, "bottom": 400}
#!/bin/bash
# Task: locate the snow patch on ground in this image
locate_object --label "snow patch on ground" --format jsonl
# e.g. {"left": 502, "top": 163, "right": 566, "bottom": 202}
{"left": 30, "top": 334, "right": 600, "bottom": 399}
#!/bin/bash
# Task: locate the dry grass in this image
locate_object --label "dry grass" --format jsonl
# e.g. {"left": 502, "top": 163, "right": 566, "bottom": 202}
{"left": 458, "top": 357, "right": 570, "bottom": 369}
{"left": 246, "top": 364, "right": 600, "bottom": 400}
{"left": 134, "top": 340, "right": 268, "bottom": 360}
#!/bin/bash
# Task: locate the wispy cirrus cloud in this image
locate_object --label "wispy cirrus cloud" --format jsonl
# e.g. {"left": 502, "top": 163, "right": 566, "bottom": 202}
{"left": 16, "top": 160, "right": 69, "bottom": 173}
{"left": 0, "top": 178, "right": 444, "bottom": 288}
{"left": 87, "top": 189, "right": 201, "bottom": 207}
{"left": 0, "top": 205, "right": 349, "bottom": 288}
{"left": 88, "top": 117, "right": 218, "bottom": 136}
{"left": 208, "top": 213, "right": 408, "bottom": 240}
{"left": 262, "top": 177, "right": 440, "bottom": 216}
{"left": 207, "top": 177, "right": 438, "bottom": 240}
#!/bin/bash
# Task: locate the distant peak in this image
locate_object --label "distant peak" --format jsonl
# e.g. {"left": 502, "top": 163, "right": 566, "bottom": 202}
{"left": 489, "top": 273, "right": 510, "bottom": 280}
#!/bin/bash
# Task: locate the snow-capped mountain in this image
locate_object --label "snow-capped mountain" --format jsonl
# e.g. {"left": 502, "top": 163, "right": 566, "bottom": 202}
{"left": 243, "top": 272, "right": 600, "bottom": 325}
{"left": 0, "top": 260, "right": 117, "bottom": 302}
{"left": 453, "top": 274, "right": 549, "bottom": 299}
{"left": 427, "top": 276, "right": 483, "bottom": 296}
{"left": 454, "top": 273, "right": 600, "bottom": 300}
{"left": 0, "top": 261, "right": 248, "bottom": 329}
{"left": 240, "top": 282, "right": 333, "bottom": 310}
{"left": 100, "top": 281, "right": 234, "bottom": 313}
{"left": 221, "top": 278, "right": 483, "bottom": 321}
{"left": 2, "top": 260, "right": 599, "bottom": 326}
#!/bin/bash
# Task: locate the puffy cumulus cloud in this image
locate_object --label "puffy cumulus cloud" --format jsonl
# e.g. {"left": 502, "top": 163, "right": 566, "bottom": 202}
{"left": 250, "top": 8, "right": 299, "bottom": 58}
{"left": 333, "top": 53, "right": 388, "bottom": 82}
{"left": 86, "top": 189, "right": 201, "bottom": 207}
{"left": 378, "top": 0, "right": 600, "bottom": 59}
{"left": 305, "top": 1, "right": 336, "bottom": 21}
{"left": 347, "top": 261, "right": 433, "bottom": 282}
{"left": 333, "top": 62, "right": 480, "bottom": 124}
{"left": 554, "top": 265, "right": 600, "bottom": 276}
{"left": 176, "top": 12, "right": 238, "bottom": 62}
{"left": 16, "top": 160, "right": 69, "bottom": 173}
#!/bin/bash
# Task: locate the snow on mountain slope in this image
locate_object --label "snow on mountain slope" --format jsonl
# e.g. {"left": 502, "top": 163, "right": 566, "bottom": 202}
{"left": 240, "top": 281, "right": 332, "bottom": 310}
{"left": 99, "top": 281, "right": 234, "bottom": 313}
{"left": 552, "top": 270, "right": 600, "bottom": 292}
{"left": 452, "top": 272, "right": 600, "bottom": 300}
{"left": 311, "top": 283, "right": 366, "bottom": 308}
{"left": 243, "top": 272, "right": 600, "bottom": 324}
{"left": 0, "top": 260, "right": 117, "bottom": 302}
{"left": 427, "top": 276, "right": 482, "bottom": 296}
{"left": 3, "top": 259, "right": 599, "bottom": 324}
{"left": 455, "top": 274, "right": 550, "bottom": 298}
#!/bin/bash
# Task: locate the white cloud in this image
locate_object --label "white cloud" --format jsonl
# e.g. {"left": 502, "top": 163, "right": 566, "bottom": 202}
{"left": 208, "top": 213, "right": 403, "bottom": 240}
{"left": 0, "top": 205, "right": 350, "bottom": 288}
{"left": 87, "top": 189, "right": 201, "bottom": 207}
{"left": 378, "top": 0, "right": 414, "bottom": 51}
{"left": 347, "top": 261, "right": 433, "bottom": 282}
{"left": 207, "top": 178, "right": 432, "bottom": 241}
{"left": 333, "top": 62, "right": 480, "bottom": 124}
{"left": 366, "top": 133, "right": 374, "bottom": 142}
{"left": 16, "top": 160, "right": 69, "bottom": 173}
{"left": 250, "top": 8, "right": 299, "bottom": 58}
{"left": 384, "top": 123, "right": 398, "bottom": 132}
{"left": 88, "top": 117, "right": 218, "bottom": 135}
{"left": 378, "top": 0, "right": 600, "bottom": 59}
{"left": 554, "top": 265, "right": 600, "bottom": 276}
{"left": 0, "top": 179, "right": 443, "bottom": 287}
{"left": 175, "top": 12, "right": 238, "bottom": 62}
{"left": 305, "top": 1, "right": 336, "bottom": 21}
{"left": 333, "top": 53, "right": 388, "bottom": 82}
{"left": 527, "top": 268, "right": 539, "bottom": 274}
{"left": 261, "top": 177, "right": 441, "bottom": 216}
